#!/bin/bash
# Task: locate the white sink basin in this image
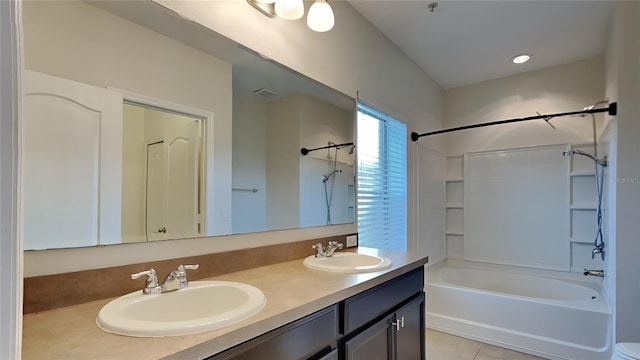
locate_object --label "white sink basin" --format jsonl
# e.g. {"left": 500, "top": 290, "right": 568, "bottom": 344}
{"left": 303, "top": 252, "right": 392, "bottom": 273}
{"left": 96, "top": 281, "right": 266, "bottom": 337}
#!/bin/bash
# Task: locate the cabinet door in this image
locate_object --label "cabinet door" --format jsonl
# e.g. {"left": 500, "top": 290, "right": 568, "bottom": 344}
{"left": 393, "top": 293, "right": 425, "bottom": 360}
{"left": 344, "top": 314, "right": 393, "bottom": 360}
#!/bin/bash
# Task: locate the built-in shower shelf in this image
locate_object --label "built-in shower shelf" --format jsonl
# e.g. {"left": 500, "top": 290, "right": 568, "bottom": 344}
{"left": 446, "top": 178, "right": 464, "bottom": 182}
{"left": 570, "top": 204, "right": 597, "bottom": 210}
{"left": 570, "top": 171, "right": 596, "bottom": 177}
{"left": 445, "top": 231, "right": 464, "bottom": 236}
{"left": 445, "top": 204, "right": 464, "bottom": 209}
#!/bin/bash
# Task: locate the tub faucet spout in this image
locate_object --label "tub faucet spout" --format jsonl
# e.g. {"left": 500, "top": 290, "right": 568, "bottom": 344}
{"left": 583, "top": 269, "right": 605, "bottom": 278}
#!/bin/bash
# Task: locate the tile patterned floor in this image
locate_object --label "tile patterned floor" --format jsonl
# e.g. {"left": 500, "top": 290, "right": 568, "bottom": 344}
{"left": 426, "top": 329, "right": 549, "bottom": 360}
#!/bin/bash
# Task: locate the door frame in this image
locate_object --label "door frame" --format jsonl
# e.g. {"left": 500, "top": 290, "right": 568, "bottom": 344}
{"left": 113, "top": 88, "right": 215, "bottom": 236}
{"left": 1, "top": 0, "right": 22, "bottom": 357}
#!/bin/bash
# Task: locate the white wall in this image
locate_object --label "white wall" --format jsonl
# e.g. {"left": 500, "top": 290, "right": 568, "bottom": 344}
{"left": 415, "top": 146, "right": 446, "bottom": 265}
{"left": 299, "top": 94, "right": 354, "bottom": 165}
{"left": 266, "top": 95, "right": 301, "bottom": 229}
{"left": 232, "top": 94, "right": 267, "bottom": 233}
{"left": 605, "top": 1, "right": 640, "bottom": 343}
{"left": 121, "top": 104, "right": 146, "bottom": 243}
{"left": 444, "top": 56, "right": 606, "bottom": 156}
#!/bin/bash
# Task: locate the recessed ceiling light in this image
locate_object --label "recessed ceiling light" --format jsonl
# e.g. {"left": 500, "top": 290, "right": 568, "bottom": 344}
{"left": 511, "top": 53, "right": 532, "bottom": 64}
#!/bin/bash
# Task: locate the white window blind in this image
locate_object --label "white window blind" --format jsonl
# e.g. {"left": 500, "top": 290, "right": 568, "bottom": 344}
{"left": 357, "top": 102, "right": 407, "bottom": 251}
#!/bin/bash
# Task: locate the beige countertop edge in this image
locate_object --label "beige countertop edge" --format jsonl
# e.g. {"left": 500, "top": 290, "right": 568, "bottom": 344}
{"left": 22, "top": 248, "right": 428, "bottom": 360}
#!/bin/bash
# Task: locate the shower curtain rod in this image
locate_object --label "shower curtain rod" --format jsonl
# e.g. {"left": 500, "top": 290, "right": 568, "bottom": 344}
{"left": 411, "top": 102, "right": 617, "bottom": 141}
{"left": 300, "top": 142, "right": 354, "bottom": 156}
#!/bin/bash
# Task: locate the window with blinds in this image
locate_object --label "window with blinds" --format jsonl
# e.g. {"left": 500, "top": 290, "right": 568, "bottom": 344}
{"left": 356, "top": 102, "right": 407, "bottom": 251}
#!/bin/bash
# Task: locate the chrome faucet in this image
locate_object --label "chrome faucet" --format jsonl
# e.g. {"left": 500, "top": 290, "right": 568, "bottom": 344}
{"left": 131, "top": 264, "right": 199, "bottom": 294}
{"left": 583, "top": 269, "right": 605, "bottom": 278}
{"left": 161, "top": 264, "right": 200, "bottom": 292}
{"left": 312, "top": 241, "right": 344, "bottom": 257}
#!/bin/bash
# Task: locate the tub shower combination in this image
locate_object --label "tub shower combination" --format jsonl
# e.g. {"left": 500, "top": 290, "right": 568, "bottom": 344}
{"left": 412, "top": 102, "right": 616, "bottom": 359}
{"left": 426, "top": 261, "right": 611, "bottom": 359}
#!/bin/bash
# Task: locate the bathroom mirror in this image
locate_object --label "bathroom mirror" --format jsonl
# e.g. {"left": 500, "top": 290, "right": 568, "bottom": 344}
{"left": 22, "top": 0, "right": 355, "bottom": 250}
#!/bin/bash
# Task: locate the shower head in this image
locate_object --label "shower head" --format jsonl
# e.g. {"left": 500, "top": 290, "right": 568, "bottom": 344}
{"left": 563, "top": 149, "right": 596, "bottom": 161}
{"left": 563, "top": 149, "right": 607, "bottom": 166}
{"left": 322, "top": 169, "right": 342, "bottom": 183}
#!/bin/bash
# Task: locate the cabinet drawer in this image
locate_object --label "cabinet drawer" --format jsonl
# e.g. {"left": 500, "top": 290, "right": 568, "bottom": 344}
{"left": 342, "top": 267, "right": 424, "bottom": 334}
{"left": 210, "top": 305, "right": 338, "bottom": 360}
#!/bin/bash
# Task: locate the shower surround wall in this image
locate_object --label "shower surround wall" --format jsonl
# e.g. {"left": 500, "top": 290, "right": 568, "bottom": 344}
{"left": 442, "top": 56, "right": 609, "bottom": 274}
{"left": 445, "top": 142, "right": 607, "bottom": 274}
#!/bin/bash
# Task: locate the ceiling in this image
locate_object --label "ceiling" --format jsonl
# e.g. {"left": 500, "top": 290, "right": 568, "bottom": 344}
{"left": 348, "top": 0, "right": 615, "bottom": 89}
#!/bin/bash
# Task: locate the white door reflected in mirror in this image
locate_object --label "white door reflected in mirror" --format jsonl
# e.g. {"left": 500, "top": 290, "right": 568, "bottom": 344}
{"left": 122, "top": 103, "right": 203, "bottom": 243}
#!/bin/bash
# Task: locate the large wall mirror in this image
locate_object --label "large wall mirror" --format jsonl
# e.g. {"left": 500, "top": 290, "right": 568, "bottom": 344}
{"left": 22, "top": 0, "right": 356, "bottom": 250}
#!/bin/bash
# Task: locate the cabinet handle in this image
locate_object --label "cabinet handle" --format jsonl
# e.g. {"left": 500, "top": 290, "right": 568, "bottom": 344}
{"left": 392, "top": 316, "right": 405, "bottom": 331}
{"left": 392, "top": 320, "right": 401, "bottom": 331}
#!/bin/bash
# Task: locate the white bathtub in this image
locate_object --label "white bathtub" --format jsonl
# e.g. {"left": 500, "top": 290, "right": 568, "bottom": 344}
{"left": 426, "top": 260, "right": 612, "bottom": 360}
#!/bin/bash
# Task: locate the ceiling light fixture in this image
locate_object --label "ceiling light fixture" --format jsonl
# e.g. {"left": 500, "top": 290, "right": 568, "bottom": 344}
{"left": 307, "top": 0, "right": 335, "bottom": 32}
{"left": 275, "top": 0, "right": 304, "bottom": 20}
{"left": 247, "top": 0, "right": 276, "bottom": 17}
{"left": 247, "top": 0, "right": 335, "bottom": 32}
{"left": 511, "top": 53, "right": 532, "bottom": 64}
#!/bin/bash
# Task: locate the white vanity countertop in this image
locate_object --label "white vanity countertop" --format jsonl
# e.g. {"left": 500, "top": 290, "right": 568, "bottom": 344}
{"left": 22, "top": 247, "right": 428, "bottom": 360}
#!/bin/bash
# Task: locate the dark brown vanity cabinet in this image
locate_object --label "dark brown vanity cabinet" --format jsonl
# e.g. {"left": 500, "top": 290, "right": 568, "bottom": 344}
{"left": 343, "top": 294, "right": 425, "bottom": 360}
{"left": 209, "top": 267, "right": 425, "bottom": 360}
{"left": 341, "top": 268, "right": 425, "bottom": 360}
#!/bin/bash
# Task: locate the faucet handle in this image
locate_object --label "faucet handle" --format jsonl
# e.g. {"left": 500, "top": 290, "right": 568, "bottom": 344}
{"left": 312, "top": 243, "right": 325, "bottom": 257}
{"left": 131, "top": 268, "right": 161, "bottom": 294}
{"left": 328, "top": 241, "right": 344, "bottom": 249}
{"left": 179, "top": 264, "right": 200, "bottom": 271}
{"left": 131, "top": 268, "right": 158, "bottom": 285}
{"left": 175, "top": 264, "right": 199, "bottom": 288}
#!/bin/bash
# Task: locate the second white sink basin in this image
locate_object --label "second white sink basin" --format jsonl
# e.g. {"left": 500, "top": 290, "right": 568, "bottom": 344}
{"left": 303, "top": 252, "right": 392, "bottom": 273}
{"left": 96, "top": 281, "right": 266, "bottom": 337}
